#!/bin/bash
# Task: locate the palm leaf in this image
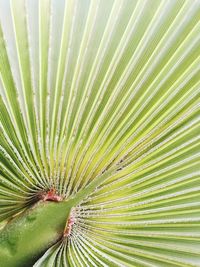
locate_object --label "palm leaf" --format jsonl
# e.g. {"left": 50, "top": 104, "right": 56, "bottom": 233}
{"left": 0, "top": 0, "right": 200, "bottom": 266}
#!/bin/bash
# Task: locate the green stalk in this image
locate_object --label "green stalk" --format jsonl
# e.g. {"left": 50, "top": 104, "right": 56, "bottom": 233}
{"left": 0, "top": 199, "right": 75, "bottom": 267}
{"left": 0, "top": 170, "right": 111, "bottom": 267}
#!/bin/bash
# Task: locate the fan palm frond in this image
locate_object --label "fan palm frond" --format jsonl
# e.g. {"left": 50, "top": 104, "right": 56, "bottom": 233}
{"left": 0, "top": 0, "right": 200, "bottom": 266}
